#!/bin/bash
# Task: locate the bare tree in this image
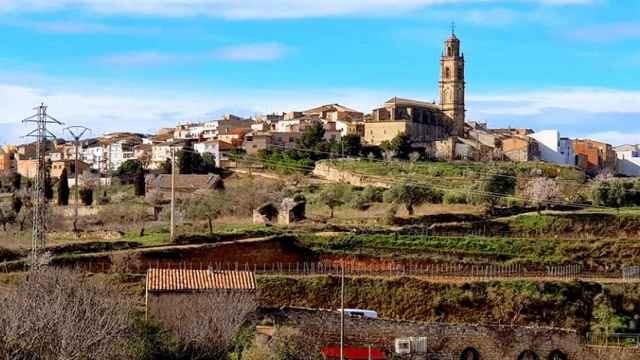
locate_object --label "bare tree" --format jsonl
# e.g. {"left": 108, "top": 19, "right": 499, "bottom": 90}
{"left": 152, "top": 291, "right": 257, "bottom": 360}
{"left": 0, "top": 268, "right": 133, "bottom": 360}
{"left": 523, "top": 177, "right": 561, "bottom": 214}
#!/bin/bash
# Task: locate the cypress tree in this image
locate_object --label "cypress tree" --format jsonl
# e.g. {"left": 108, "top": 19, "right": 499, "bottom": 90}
{"left": 58, "top": 168, "right": 70, "bottom": 206}
{"left": 44, "top": 174, "right": 54, "bottom": 201}
{"left": 134, "top": 170, "right": 146, "bottom": 197}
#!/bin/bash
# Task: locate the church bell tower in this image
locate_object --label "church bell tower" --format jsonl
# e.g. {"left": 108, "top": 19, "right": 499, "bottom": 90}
{"left": 440, "top": 26, "right": 465, "bottom": 136}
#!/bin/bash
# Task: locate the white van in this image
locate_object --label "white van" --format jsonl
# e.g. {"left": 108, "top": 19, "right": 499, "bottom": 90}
{"left": 338, "top": 309, "right": 379, "bottom": 319}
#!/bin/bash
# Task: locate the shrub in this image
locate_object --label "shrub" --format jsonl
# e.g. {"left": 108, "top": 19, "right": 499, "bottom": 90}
{"left": 79, "top": 187, "right": 93, "bottom": 206}
{"left": 443, "top": 191, "right": 468, "bottom": 205}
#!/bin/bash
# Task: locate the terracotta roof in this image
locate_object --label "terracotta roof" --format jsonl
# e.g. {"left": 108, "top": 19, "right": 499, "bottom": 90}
{"left": 384, "top": 97, "right": 440, "bottom": 109}
{"left": 225, "top": 128, "right": 250, "bottom": 136}
{"left": 146, "top": 269, "right": 256, "bottom": 292}
{"left": 151, "top": 174, "right": 221, "bottom": 191}
{"left": 303, "top": 103, "right": 362, "bottom": 115}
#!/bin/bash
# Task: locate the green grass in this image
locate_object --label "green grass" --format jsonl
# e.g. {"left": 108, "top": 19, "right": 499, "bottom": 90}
{"left": 329, "top": 159, "right": 586, "bottom": 182}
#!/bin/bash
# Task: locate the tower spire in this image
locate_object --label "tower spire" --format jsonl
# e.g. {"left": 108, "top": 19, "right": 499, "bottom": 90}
{"left": 451, "top": 21, "right": 456, "bottom": 35}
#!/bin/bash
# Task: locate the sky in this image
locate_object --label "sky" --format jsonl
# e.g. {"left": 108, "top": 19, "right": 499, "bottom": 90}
{"left": 0, "top": 0, "right": 639, "bottom": 146}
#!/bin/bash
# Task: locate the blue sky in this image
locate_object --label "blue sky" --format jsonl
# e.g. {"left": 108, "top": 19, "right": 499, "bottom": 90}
{"left": 0, "top": 0, "right": 639, "bottom": 145}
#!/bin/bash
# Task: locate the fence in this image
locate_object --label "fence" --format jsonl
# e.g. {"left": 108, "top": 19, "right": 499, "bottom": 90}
{"left": 3, "top": 260, "right": 640, "bottom": 283}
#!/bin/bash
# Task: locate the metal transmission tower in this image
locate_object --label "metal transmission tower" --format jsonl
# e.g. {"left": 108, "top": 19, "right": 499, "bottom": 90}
{"left": 63, "top": 125, "right": 91, "bottom": 235}
{"left": 22, "top": 103, "right": 63, "bottom": 266}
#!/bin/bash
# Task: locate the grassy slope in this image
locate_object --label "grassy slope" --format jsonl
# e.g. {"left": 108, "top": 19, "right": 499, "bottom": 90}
{"left": 257, "top": 275, "right": 640, "bottom": 333}
{"left": 301, "top": 233, "right": 640, "bottom": 270}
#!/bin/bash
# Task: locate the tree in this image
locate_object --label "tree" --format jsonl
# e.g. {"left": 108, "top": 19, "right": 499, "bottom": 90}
{"left": 296, "top": 123, "right": 325, "bottom": 152}
{"left": 382, "top": 132, "right": 412, "bottom": 160}
{"left": 177, "top": 148, "right": 204, "bottom": 175}
{"left": 591, "top": 304, "right": 629, "bottom": 343}
{"left": 591, "top": 180, "right": 626, "bottom": 209}
{"left": 201, "top": 152, "right": 219, "bottom": 174}
{"left": 479, "top": 170, "right": 517, "bottom": 214}
{"left": 384, "top": 181, "right": 442, "bottom": 216}
{"left": 182, "top": 190, "right": 228, "bottom": 235}
{"left": 318, "top": 184, "right": 350, "bottom": 218}
{"left": 10, "top": 172, "right": 21, "bottom": 190}
{"left": 608, "top": 180, "right": 627, "bottom": 211}
{"left": 153, "top": 291, "right": 256, "bottom": 360}
{"left": 134, "top": 170, "right": 146, "bottom": 197}
{"left": 0, "top": 203, "right": 15, "bottom": 231}
{"left": 79, "top": 187, "right": 93, "bottom": 206}
{"left": 340, "top": 134, "right": 362, "bottom": 157}
{"left": 161, "top": 158, "right": 172, "bottom": 174}
{"left": 44, "top": 174, "right": 54, "bottom": 201}
{"left": 16, "top": 205, "right": 32, "bottom": 232}
{"left": 117, "top": 159, "right": 143, "bottom": 176}
{"left": 523, "top": 177, "right": 561, "bottom": 214}
{"left": 0, "top": 269, "right": 133, "bottom": 359}
{"left": 57, "top": 167, "right": 70, "bottom": 206}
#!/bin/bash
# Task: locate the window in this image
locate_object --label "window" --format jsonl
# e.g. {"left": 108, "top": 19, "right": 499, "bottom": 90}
{"left": 445, "top": 67, "right": 451, "bottom": 79}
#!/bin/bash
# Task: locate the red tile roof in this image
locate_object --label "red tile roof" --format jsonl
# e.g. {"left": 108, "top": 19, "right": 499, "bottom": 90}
{"left": 146, "top": 269, "right": 256, "bottom": 292}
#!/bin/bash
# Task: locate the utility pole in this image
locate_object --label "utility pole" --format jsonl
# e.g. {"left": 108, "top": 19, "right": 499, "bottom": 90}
{"left": 21, "top": 103, "right": 63, "bottom": 267}
{"left": 340, "top": 261, "right": 345, "bottom": 360}
{"left": 64, "top": 126, "right": 90, "bottom": 236}
{"left": 170, "top": 143, "right": 176, "bottom": 242}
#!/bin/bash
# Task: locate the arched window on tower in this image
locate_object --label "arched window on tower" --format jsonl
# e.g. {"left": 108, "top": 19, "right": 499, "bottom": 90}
{"left": 445, "top": 67, "right": 451, "bottom": 79}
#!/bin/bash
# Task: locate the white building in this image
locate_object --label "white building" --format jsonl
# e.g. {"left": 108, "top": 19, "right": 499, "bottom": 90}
{"left": 614, "top": 144, "right": 640, "bottom": 177}
{"left": 194, "top": 140, "right": 232, "bottom": 168}
{"left": 529, "top": 130, "right": 575, "bottom": 166}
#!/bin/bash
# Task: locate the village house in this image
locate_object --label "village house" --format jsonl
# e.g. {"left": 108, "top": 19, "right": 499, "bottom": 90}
{"left": 0, "top": 148, "right": 13, "bottom": 174}
{"left": 529, "top": 130, "right": 576, "bottom": 166}
{"left": 150, "top": 138, "right": 186, "bottom": 170}
{"left": 572, "top": 139, "right": 616, "bottom": 174}
{"left": 50, "top": 159, "right": 91, "bottom": 178}
{"left": 145, "top": 268, "right": 256, "bottom": 321}
{"left": 614, "top": 144, "right": 640, "bottom": 177}
{"left": 146, "top": 174, "right": 223, "bottom": 200}
{"left": 194, "top": 140, "right": 235, "bottom": 168}
{"left": 501, "top": 135, "right": 541, "bottom": 162}
{"left": 16, "top": 159, "right": 38, "bottom": 178}
{"left": 303, "top": 103, "right": 364, "bottom": 137}
{"left": 242, "top": 132, "right": 272, "bottom": 156}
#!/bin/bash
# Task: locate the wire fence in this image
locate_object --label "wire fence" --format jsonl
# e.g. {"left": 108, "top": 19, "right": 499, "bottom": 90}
{"left": 3, "top": 261, "right": 640, "bottom": 283}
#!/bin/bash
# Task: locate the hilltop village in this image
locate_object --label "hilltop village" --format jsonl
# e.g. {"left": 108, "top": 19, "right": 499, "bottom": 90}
{"left": 1, "top": 32, "right": 640, "bottom": 360}
{"left": 1, "top": 32, "right": 638, "bottom": 180}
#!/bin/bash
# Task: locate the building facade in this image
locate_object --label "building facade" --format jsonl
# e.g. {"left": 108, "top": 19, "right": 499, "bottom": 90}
{"left": 614, "top": 144, "right": 640, "bottom": 177}
{"left": 363, "top": 31, "right": 465, "bottom": 146}
{"left": 529, "top": 130, "right": 575, "bottom": 166}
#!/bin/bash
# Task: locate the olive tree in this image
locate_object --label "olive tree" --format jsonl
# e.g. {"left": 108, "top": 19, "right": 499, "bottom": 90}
{"left": 384, "top": 181, "right": 442, "bottom": 216}
{"left": 182, "top": 190, "right": 229, "bottom": 235}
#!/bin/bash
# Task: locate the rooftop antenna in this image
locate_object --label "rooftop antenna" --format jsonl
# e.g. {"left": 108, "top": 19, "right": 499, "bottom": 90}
{"left": 21, "top": 103, "right": 63, "bottom": 268}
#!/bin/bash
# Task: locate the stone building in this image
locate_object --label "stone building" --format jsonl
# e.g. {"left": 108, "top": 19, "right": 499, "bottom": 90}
{"left": 572, "top": 139, "right": 616, "bottom": 174}
{"left": 363, "top": 30, "right": 465, "bottom": 146}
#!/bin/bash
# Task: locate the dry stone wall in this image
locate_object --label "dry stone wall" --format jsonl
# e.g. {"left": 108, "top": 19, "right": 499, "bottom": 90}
{"left": 265, "top": 307, "right": 639, "bottom": 360}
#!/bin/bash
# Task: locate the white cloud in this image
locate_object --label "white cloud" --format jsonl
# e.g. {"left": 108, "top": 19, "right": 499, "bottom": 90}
{"left": 584, "top": 131, "right": 640, "bottom": 146}
{"left": 101, "top": 52, "right": 180, "bottom": 66}
{"left": 213, "top": 43, "right": 288, "bottom": 61}
{"left": 0, "top": 0, "right": 593, "bottom": 19}
{"left": 99, "top": 43, "right": 289, "bottom": 66}
{"left": 568, "top": 22, "right": 640, "bottom": 43}
{"left": 470, "top": 88, "right": 640, "bottom": 116}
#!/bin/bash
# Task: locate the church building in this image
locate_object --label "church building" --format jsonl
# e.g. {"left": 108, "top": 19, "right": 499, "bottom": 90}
{"left": 364, "top": 30, "right": 466, "bottom": 146}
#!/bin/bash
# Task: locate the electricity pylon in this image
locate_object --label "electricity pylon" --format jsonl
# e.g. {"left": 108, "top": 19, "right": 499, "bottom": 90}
{"left": 64, "top": 126, "right": 91, "bottom": 235}
{"left": 22, "top": 103, "right": 63, "bottom": 267}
